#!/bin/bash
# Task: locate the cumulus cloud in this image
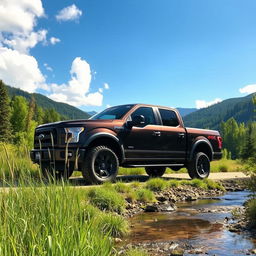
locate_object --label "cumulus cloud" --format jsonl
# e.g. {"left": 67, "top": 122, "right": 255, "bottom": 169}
{"left": 50, "top": 37, "right": 60, "bottom": 45}
{"left": 239, "top": 84, "right": 256, "bottom": 94}
{"left": 0, "top": 47, "right": 46, "bottom": 92}
{"left": 0, "top": 0, "right": 44, "bottom": 34}
{"left": 3, "top": 29, "right": 47, "bottom": 54}
{"left": 56, "top": 4, "right": 82, "bottom": 22}
{"left": 47, "top": 57, "right": 103, "bottom": 106}
{"left": 195, "top": 98, "right": 222, "bottom": 109}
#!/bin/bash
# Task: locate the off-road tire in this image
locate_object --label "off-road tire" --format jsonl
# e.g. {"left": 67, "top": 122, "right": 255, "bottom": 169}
{"left": 40, "top": 162, "right": 74, "bottom": 180}
{"left": 187, "top": 152, "right": 210, "bottom": 179}
{"left": 145, "top": 166, "right": 166, "bottom": 177}
{"left": 82, "top": 145, "right": 119, "bottom": 184}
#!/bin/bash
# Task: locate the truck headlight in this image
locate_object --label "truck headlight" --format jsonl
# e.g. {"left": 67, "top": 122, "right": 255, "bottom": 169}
{"left": 64, "top": 127, "right": 84, "bottom": 143}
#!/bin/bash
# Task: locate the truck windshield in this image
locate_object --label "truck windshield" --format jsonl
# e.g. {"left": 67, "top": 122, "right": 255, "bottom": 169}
{"left": 90, "top": 105, "right": 134, "bottom": 120}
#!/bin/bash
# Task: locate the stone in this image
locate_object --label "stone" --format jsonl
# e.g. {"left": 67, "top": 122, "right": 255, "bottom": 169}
{"left": 144, "top": 205, "right": 159, "bottom": 212}
{"left": 156, "top": 196, "right": 168, "bottom": 202}
{"left": 170, "top": 249, "right": 185, "bottom": 256}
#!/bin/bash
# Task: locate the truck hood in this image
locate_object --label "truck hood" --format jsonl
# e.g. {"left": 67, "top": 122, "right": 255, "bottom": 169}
{"left": 37, "top": 119, "right": 115, "bottom": 128}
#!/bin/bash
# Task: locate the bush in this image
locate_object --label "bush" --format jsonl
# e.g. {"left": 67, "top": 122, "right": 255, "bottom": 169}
{"left": 97, "top": 213, "right": 130, "bottom": 237}
{"left": 146, "top": 178, "right": 168, "bottom": 191}
{"left": 87, "top": 187, "right": 126, "bottom": 214}
{"left": 134, "top": 188, "right": 155, "bottom": 202}
{"left": 246, "top": 198, "right": 256, "bottom": 228}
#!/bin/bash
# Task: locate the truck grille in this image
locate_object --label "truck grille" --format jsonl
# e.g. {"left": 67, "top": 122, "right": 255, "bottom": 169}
{"left": 34, "top": 128, "right": 57, "bottom": 149}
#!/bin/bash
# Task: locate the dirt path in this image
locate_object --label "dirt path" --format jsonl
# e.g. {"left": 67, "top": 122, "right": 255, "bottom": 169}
{"left": 162, "top": 172, "right": 248, "bottom": 180}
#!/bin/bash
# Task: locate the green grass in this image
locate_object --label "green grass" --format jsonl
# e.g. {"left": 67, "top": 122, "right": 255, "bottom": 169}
{"left": 246, "top": 198, "right": 256, "bottom": 228}
{"left": 0, "top": 143, "right": 40, "bottom": 183}
{"left": 125, "top": 248, "right": 149, "bottom": 256}
{"left": 86, "top": 187, "right": 126, "bottom": 214}
{"left": 133, "top": 188, "right": 155, "bottom": 202}
{"left": 114, "top": 182, "right": 132, "bottom": 193}
{"left": 97, "top": 213, "right": 130, "bottom": 237}
{"left": 145, "top": 178, "right": 168, "bottom": 191}
{"left": 0, "top": 185, "right": 115, "bottom": 256}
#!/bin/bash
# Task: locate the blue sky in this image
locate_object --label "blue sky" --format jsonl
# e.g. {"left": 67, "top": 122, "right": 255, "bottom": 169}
{"left": 1, "top": 0, "right": 256, "bottom": 112}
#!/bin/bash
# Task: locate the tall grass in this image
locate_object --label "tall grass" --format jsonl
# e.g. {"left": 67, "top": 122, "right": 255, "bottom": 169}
{"left": 0, "top": 184, "right": 117, "bottom": 255}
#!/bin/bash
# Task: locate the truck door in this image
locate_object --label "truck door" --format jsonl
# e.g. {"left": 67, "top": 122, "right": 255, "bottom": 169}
{"left": 122, "top": 106, "right": 163, "bottom": 160}
{"left": 156, "top": 108, "right": 186, "bottom": 162}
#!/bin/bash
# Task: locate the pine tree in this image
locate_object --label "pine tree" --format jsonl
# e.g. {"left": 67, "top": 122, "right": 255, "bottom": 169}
{"left": 0, "top": 80, "right": 11, "bottom": 142}
{"left": 241, "top": 123, "right": 255, "bottom": 160}
{"left": 26, "top": 96, "right": 36, "bottom": 132}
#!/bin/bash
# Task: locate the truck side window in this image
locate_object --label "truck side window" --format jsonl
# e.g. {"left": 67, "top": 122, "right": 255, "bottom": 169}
{"left": 131, "top": 107, "right": 156, "bottom": 125}
{"left": 159, "top": 109, "right": 179, "bottom": 127}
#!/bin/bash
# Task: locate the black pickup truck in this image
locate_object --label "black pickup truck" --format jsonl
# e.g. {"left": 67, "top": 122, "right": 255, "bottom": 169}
{"left": 30, "top": 104, "right": 222, "bottom": 184}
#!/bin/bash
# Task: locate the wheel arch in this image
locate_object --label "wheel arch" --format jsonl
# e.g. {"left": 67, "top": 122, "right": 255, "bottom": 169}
{"left": 189, "top": 139, "right": 213, "bottom": 161}
{"left": 85, "top": 133, "right": 125, "bottom": 163}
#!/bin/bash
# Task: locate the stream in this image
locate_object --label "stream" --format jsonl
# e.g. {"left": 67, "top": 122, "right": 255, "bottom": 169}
{"left": 127, "top": 191, "right": 256, "bottom": 256}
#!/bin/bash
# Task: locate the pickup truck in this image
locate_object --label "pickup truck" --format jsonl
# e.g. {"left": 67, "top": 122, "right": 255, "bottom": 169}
{"left": 30, "top": 104, "right": 222, "bottom": 184}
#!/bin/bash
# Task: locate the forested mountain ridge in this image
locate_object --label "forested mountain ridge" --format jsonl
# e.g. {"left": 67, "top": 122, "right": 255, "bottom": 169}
{"left": 183, "top": 93, "right": 255, "bottom": 130}
{"left": 6, "top": 86, "right": 90, "bottom": 120}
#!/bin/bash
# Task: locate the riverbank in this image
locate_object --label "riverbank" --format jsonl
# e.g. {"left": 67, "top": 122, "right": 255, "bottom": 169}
{"left": 120, "top": 177, "right": 252, "bottom": 256}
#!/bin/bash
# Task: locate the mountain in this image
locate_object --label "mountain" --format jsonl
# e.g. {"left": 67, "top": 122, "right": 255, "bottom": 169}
{"left": 183, "top": 93, "right": 255, "bottom": 130}
{"left": 87, "top": 111, "right": 97, "bottom": 116}
{"left": 176, "top": 108, "right": 197, "bottom": 117}
{"left": 6, "top": 86, "right": 90, "bottom": 120}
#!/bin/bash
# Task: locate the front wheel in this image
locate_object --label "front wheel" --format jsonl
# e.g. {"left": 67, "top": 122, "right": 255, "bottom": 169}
{"left": 82, "top": 145, "right": 119, "bottom": 184}
{"left": 145, "top": 166, "right": 166, "bottom": 177}
{"left": 187, "top": 152, "right": 210, "bottom": 179}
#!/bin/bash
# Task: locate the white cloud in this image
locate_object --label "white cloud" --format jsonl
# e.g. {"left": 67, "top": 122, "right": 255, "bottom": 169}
{"left": 3, "top": 29, "right": 47, "bottom": 54}
{"left": 0, "top": 0, "right": 44, "bottom": 34}
{"left": 56, "top": 4, "right": 82, "bottom": 22}
{"left": 195, "top": 98, "right": 222, "bottom": 109}
{"left": 0, "top": 47, "right": 46, "bottom": 93}
{"left": 104, "top": 83, "right": 109, "bottom": 89}
{"left": 44, "top": 63, "right": 53, "bottom": 72}
{"left": 48, "top": 57, "right": 103, "bottom": 107}
{"left": 99, "top": 88, "right": 103, "bottom": 93}
{"left": 239, "top": 84, "right": 256, "bottom": 94}
{"left": 50, "top": 37, "right": 60, "bottom": 45}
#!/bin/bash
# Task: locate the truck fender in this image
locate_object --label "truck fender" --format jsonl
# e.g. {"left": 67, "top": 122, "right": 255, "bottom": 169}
{"left": 84, "top": 132, "right": 125, "bottom": 162}
{"left": 189, "top": 139, "right": 213, "bottom": 161}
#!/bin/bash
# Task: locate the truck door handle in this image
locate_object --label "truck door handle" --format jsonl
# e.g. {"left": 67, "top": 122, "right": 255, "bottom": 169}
{"left": 153, "top": 131, "right": 161, "bottom": 136}
{"left": 178, "top": 133, "right": 185, "bottom": 138}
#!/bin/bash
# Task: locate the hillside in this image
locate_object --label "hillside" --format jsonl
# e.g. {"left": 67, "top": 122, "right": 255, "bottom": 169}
{"left": 177, "top": 108, "right": 197, "bottom": 117}
{"left": 183, "top": 93, "right": 255, "bottom": 130}
{"left": 6, "top": 86, "right": 90, "bottom": 120}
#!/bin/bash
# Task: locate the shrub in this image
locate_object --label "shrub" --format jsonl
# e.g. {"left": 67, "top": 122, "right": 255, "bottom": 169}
{"left": 146, "top": 178, "right": 168, "bottom": 191}
{"left": 87, "top": 187, "right": 126, "bottom": 214}
{"left": 134, "top": 188, "right": 155, "bottom": 202}
{"left": 97, "top": 213, "right": 130, "bottom": 237}
{"left": 246, "top": 198, "right": 256, "bottom": 228}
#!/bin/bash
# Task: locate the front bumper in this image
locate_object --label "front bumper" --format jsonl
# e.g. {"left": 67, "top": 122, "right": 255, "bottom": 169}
{"left": 30, "top": 148, "right": 86, "bottom": 164}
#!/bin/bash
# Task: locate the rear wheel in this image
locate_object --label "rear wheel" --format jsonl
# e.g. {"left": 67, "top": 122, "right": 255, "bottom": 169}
{"left": 82, "top": 145, "right": 119, "bottom": 184}
{"left": 40, "top": 162, "right": 74, "bottom": 180}
{"left": 145, "top": 166, "right": 166, "bottom": 177}
{"left": 187, "top": 152, "right": 210, "bottom": 179}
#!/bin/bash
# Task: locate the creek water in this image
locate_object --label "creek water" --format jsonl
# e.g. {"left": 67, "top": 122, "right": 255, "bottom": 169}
{"left": 127, "top": 191, "right": 256, "bottom": 256}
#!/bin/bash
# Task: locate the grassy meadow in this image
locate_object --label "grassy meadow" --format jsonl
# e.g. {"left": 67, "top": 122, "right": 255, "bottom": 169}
{"left": 0, "top": 143, "right": 246, "bottom": 255}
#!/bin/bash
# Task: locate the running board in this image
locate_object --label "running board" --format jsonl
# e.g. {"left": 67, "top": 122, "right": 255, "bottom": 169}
{"left": 124, "top": 164, "right": 185, "bottom": 167}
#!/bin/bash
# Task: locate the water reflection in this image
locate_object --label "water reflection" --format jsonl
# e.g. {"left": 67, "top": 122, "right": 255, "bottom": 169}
{"left": 128, "top": 191, "right": 255, "bottom": 255}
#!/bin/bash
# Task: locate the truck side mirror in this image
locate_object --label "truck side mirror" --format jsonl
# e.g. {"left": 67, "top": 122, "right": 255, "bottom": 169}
{"left": 131, "top": 115, "right": 145, "bottom": 127}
